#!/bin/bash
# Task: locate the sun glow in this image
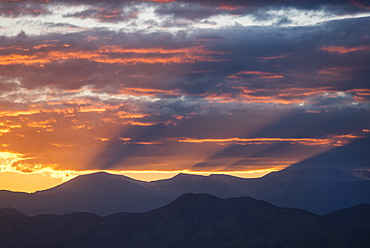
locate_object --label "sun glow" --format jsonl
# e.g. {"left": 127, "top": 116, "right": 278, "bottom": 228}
{"left": 0, "top": 152, "right": 278, "bottom": 193}
{"left": 0, "top": 0, "right": 369, "bottom": 195}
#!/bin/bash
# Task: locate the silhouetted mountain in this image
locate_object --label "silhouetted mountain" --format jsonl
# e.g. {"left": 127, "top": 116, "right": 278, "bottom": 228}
{"left": 324, "top": 203, "right": 370, "bottom": 229}
{"left": 288, "top": 136, "right": 370, "bottom": 170}
{"left": 0, "top": 138, "right": 368, "bottom": 215}
{"left": 0, "top": 207, "right": 26, "bottom": 217}
{"left": 259, "top": 137, "right": 370, "bottom": 188}
{"left": 0, "top": 172, "right": 170, "bottom": 216}
{"left": 250, "top": 169, "right": 370, "bottom": 214}
{"left": 148, "top": 173, "right": 252, "bottom": 198}
{"left": 39, "top": 172, "right": 142, "bottom": 195}
{"left": 242, "top": 137, "right": 370, "bottom": 213}
{"left": 0, "top": 194, "right": 369, "bottom": 248}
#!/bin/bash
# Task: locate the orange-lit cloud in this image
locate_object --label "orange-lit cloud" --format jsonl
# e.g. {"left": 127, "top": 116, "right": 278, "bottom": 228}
{"left": 0, "top": 45, "right": 223, "bottom": 66}
{"left": 26, "top": 120, "right": 55, "bottom": 129}
{"left": 2, "top": 0, "right": 50, "bottom": 2}
{"left": 0, "top": 45, "right": 29, "bottom": 51}
{"left": 116, "top": 112, "right": 148, "bottom": 119}
{"left": 318, "top": 67, "right": 352, "bottom": 76}
{"left": 125, "top": 121, "right": 159, "bottom": 126}
{"left": 204, "top": 87, "right": 370, "bottom": 106}
{"left": 228, "top": 70, "right": 284, "bottom": 79}
{"left": 348, "top": 88, "right": 370, "bottom": 96}
{"left": 0, "top": 128, "right": 10, "bottom": 134}
{"left": 121, "top": 141, "right": 163, "bottom": 145}
{"left": 0, "top": 110, "right": 41, "bottom": 117}
{"left": 258, "top": 55, "right": 288, "bottom": 61}
{"left": 33, "top": 44, "right": 57, "bottom": 49}
{"left": 169, "top": 134, "right": 362, "bottom": 146}
{"left": 277, "top": 87, "right": 335, "bottom": 97}
{"left": 320, "top": 45, "right": 370, "bottom": 53}
{"left": 205, "top": 92, "right": 304, "bottom": 105}
{"left": 0, "top": 151, "right": 33, "bottom": 172}
{"left": 218, "top": 5, "right": 238, "bottom": 10}
{"left": 67, "top": 7, "right": 138, "bottom": 22}
{"left": 119, "top": 87, "right": 183, "bottom": 97}
{"left": 352, "top": 0, "right": 370, "bottom": 10}
{"left": 137, "top": 0, "right": 176, "bottom": 2}
{"left": 52, "top": 143, "right": 75, "bottom": 148}
{"left": 95, "top": 137, "right": 110, "bottom": 142}
{"left": 0, "top": 4, "right": 50, "bottom": 17}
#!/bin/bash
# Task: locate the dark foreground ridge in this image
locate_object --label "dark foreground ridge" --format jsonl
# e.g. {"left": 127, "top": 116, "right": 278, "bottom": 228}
{"left": 0, "top": 194, "right": 370, "bottom": 248}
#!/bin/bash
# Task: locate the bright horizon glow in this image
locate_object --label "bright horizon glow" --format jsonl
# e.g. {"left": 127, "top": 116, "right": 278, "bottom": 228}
{"left": 0, "top": 168, "right": 278, "bottom": 193}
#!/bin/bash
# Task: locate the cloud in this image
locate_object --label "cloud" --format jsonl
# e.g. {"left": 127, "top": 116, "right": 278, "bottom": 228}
{"left": 227, "top": 70, "right": 284, "bottom": 79}
{"left": 169, "top": 135, "right": 362, "bottom": 146}
{"left": 0, "top": 45, "right": 222, "bottom": 66}
{"left": 154, "top": 2, "right": 239, "bottom": 21}
{"left": 352, "top": 0, "right": 370, "bottom": 10}
{"left": 320, "top": 45, "right": 370, "bottom": 53}
{"left": 64, "top": 5, "right": 139, "bottom": 23}
{"left": 0, "top": 1, "right": 51, "bottom": 17}
{"left": 0, "top": 0, "right": 369, "bottom": 180}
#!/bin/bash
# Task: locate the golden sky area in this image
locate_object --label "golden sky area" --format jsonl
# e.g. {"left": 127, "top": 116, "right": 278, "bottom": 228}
{"left": 0, "top": 0, "right": 369, "bottom": 192}
{"left": 0, "top": 169, "right": 276, "bottom": 193}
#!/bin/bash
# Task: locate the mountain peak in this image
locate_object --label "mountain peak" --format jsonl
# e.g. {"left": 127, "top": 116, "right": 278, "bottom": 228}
{"left": 79, "top": 171, "right": 138, "bottom": 181}
{"left": 170, "top": 173, "right": 206, "bottom": 180}
{"left": 0, "top": 207, "right": 26, "bottom": 217}
{"left": 175, "top": 192, "right": 219, "bottom": 201}
{"left": 35, "top": 171, "right": 150, "bottom": 197}
{"left": 176, "top": 173, "right": 203, "bottom": 177}
{"left": 43, "top": 172, "right": 143, "bottom": 191}
{"left": 289, "top": 136, "right": 370, "bottom": 170}
{"left": 208, "top": 173, "right": 244, "bottom": 180}
{"left": 165, "top": 193, "right": 222, "bottom": 210}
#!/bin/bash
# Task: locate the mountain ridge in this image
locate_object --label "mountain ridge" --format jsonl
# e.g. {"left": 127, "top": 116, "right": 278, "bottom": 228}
{"left": 1, "top": 194, "right": 369, "bottom": 248}
{"left": 0, "top": 137, "right": 369, "bottom": 216}
{"left": 0, "top": 168, "right": 369, "bottom": 216}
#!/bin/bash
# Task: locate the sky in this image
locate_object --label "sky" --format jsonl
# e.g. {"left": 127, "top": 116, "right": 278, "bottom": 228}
{"left": 0, "top": 0, "right": 370, "bottom": 192}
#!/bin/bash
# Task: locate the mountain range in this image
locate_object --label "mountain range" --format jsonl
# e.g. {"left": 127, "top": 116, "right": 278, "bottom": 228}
{"left": 0, "top": 193, "right": 369, "bottom": 248}
{"left": 0, "top": 137, "right": 369, "bottom": 216}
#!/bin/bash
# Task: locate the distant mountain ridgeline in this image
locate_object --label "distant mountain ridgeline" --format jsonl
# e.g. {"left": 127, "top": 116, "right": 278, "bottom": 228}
{"left": 0, "top": 168, "right": 369, "bottom": 216}
{"left": 0, "top": 194, "right": 369, "bottom": 248}
{"left": 0, "top": 137, "right": 369, "bottom": 216}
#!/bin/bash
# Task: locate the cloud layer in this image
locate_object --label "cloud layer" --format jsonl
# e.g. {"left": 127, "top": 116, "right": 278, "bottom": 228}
{"left": 0, "top": 0, "right": 369, "bottom": 181}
